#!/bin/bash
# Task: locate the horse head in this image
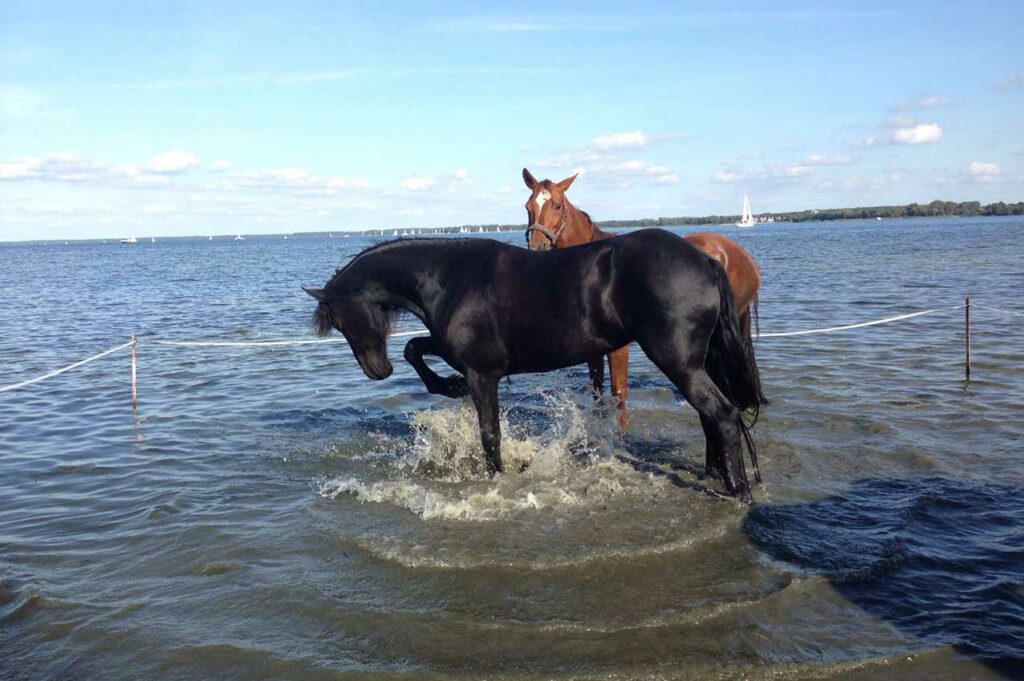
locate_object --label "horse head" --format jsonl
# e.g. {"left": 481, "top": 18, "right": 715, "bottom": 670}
{"left": 522, "top": 168, "right": 586, "bottom": 251}
{"left": 304, "top": 285, "right": 394, "bottom": 380}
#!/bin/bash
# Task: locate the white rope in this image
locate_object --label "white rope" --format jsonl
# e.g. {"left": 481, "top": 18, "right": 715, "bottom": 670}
{"left": 0, "top": 341, "right": 133, "bottom": 394}
{"left": 146, "top": 329, "right": 426, "bottom": 347}
{"left": 0, "top": 303, "right": 975, "bottom": 396}
{"left": 972, "top": 303, "right": 1024, "bottom": 319}
{"left": 756, "top": 303, "right": 965, "bottom": 339}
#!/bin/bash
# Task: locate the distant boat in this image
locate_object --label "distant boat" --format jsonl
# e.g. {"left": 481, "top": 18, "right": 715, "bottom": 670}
{"left": 283, "top": 235, "right": 288, "bottom": 240}
{"left": 876, "top": 216, "right": 882, "bottom": 221}
{"left": 120, "top": 236, "right": 138, "bottom": 244}
{"left": 735, "top": 194, "right": 756, "bottom": 228}
{"left": 234, "top": 234, "right": 245, "bottom": 241}
{"left": 209, "top": 236, "right": 213, "bottom": 240}
{"left": 150, "top": 237, "right": 156, "bottom": 243}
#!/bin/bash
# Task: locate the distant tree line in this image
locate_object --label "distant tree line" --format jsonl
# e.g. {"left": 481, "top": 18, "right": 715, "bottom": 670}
{"left": 596, "top": 200, "right": 1024, "bottom": 228}
{"left": 307, "top": 199, "right": 1023, "bottom": 237}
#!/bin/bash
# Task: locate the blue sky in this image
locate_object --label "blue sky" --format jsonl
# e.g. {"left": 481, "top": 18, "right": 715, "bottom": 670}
{"left": 1, "top": 0, "right": 1021, "bottom": 241}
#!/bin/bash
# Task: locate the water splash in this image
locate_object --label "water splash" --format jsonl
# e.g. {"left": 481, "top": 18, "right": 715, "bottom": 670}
{"left": 317, "top": 390, "right": 671, "bottom": 521}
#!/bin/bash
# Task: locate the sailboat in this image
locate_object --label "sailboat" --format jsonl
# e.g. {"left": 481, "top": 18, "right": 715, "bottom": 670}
{"left": 234, "top": 234, "right": 245, "bottom": 241}
{"left": 735, "top": 194, "right": 756, "bottom": 228}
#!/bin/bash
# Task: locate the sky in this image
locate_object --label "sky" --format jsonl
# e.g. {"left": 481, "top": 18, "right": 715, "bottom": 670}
{"left": 1, "top": 0, "right": 1022, "bottom": 241}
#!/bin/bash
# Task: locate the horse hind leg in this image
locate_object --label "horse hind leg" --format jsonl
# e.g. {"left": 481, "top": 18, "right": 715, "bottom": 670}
{"left": 679, "top": 369, "right": 751, "bottom": 501}
{"left": 639, "top": 337, "right": 751, "bottom": 501}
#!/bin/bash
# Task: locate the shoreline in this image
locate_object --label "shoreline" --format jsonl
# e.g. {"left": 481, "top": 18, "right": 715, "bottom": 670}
{"left": 2, "top": 210, "right": 1022, "bottom": 246}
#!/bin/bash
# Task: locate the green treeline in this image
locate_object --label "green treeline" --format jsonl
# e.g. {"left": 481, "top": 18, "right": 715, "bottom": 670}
{"left": 595, "top": 200, "right": 1024, "bottom": 228}
{"left": 317, "top": 199, "right": 1023, "bottom": 237}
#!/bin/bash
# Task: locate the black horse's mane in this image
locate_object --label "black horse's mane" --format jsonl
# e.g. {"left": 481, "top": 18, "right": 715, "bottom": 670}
{"left": 314, "top": 238, "right": 469, "bottom": 337}
{"left": 327, "top": 237, "right": 474, "bottom": 286}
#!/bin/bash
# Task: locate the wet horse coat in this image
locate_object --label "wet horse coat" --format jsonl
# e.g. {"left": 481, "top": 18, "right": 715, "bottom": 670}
{"left": 305, "top": 231, "right": 763, "bottom": 500}
{"left": 523, "top": 168, "right": 766, "bottom": 428}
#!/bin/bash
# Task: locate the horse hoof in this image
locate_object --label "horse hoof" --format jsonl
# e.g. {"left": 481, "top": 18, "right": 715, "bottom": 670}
{"left": 443, "top": 375, "right": 469, "bottom": 398}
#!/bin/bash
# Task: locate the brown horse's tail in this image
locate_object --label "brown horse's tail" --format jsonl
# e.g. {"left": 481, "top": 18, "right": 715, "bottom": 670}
{"left": 705, "top": 262, "right": 765, "bottom": 482}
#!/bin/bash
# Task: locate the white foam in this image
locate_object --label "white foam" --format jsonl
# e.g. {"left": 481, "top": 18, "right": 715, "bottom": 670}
{"left": 316, "top": 390, "right": 675, "bottom": 523}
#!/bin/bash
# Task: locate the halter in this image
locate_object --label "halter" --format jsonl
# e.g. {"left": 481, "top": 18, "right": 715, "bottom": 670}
{"left": 525, "top": 204, "right": 569, "bottom": 248}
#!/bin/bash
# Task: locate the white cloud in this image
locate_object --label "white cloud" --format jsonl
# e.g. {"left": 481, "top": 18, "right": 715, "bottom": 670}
{"left": 0, "top": 87, "right": 47, "bottom": 118}
{"left": 805, "top": 154, "right": 854, "bottom": 165}
{"left": 209, "top": 158, "right": 232, "bottom": 172}
{"left": 534, "top": 150, "right": 611, "bottom": 169}
{"left": 591, "top": 130, "right": 649, "bottom": 150}
{"left": 401, "top": 175, "right": 438, "bottom": 191}
{"left": 862, "top": 123, "right": 942, "bottom": 147}
{"left": 967, "top": 161, "right": 1001, "bottom": 180}
{"left": 534, "top": 129, "right": 688, "bottom": 171}
{"left": 891, "top": 123, "right": 942, "bottom": 144}
{"left": 569, "top": 159, "right": 679, "bottom": 189}
{"left": 141, "top": 203, "right": 178, "bottom": 215}
{"left": 892, "top": 95, "right": 952, "bottom": 111}
{"left": 994, "top": 73, "right": 1024, "bottom": 91}
{"left": 145, "top": 150, "right": 200, "bottom": 173}
{"left": 711, "top": 162, "right": 812, "bottom": 183}
{"left": 0, "top": 152, "right": 104, "bottom": 182}
{"left": 452, "top": 169, "right": 471, "bottom": 183}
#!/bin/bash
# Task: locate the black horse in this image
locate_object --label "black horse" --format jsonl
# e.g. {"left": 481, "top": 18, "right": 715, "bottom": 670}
{"left": 304, "top": 229, "right": 764, "bottom": 501}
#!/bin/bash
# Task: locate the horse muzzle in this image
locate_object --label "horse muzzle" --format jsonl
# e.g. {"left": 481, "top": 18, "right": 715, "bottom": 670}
{"left": 358, "top": 355, "right": 393, "bottom": 380}
{"left": 525, "top": 224, "right": 555, "bottom": 251}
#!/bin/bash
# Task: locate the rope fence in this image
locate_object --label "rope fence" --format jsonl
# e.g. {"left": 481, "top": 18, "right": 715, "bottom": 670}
{"left": 0, "top": 297, "right": 1013, "bottom": 401}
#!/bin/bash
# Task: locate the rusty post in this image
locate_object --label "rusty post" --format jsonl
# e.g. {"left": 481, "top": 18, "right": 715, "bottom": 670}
{"left": 130, "top": 335, "right": 138, "bottom": 412}
{"left": 964, "top": 297, "right": 971, "bottom": 382}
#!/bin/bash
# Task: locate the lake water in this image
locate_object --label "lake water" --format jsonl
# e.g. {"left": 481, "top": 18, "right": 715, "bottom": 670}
{"left": 1, "top": 218, "right": 1022, "bottom": 680}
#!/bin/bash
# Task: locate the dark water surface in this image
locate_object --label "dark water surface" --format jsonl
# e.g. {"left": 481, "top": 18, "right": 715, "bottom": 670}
{"left": 1, "top": 219, "right": 1022, "bottom": 680}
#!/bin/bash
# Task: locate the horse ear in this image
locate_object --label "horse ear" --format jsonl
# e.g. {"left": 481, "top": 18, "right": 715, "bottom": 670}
{"left": 522, "top": 167, "right": 538, "bottom": 190}
{"left": 303, "top": 287, "right": 327, "bottom": 302}
{"left": 556, "top": 173, "right": 578, "bottom": 192}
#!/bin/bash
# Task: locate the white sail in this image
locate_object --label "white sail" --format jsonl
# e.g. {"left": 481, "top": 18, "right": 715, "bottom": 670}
{"left": 735, "top": 194, "right": 756, "bottom": 227}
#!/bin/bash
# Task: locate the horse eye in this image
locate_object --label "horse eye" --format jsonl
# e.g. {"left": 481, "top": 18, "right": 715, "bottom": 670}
{"left": 554, "top": 202, "right": 562, "bottom": 209}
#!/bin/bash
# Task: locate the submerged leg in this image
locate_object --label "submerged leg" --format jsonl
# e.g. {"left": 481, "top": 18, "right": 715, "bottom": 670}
{"left": 638, "top": 336, "right": 751, "bottom": 502}
{"left": 699, "top": 412, "right": 726, "bottom": 480}
{"left": 677, "top": 370, "right": 750, "bottom": 501}
{"left": 587, "top": 357, "right": 605, "bottom": 396}
{"left": 403, "top": 336, "right": 468, "bottom": 398}
{"left": 466, "top": 370, "right": 503, "bottom": 475}
{"left": 608, "top": 345, "right": 630, "bottom": 430}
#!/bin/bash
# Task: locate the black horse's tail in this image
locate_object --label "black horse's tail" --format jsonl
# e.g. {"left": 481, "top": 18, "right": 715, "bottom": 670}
{"left": 740, "top": 293, "right": 767, "bottom": 409}
{"left": 705, "top": 261, "right": 765, "bottom": 482}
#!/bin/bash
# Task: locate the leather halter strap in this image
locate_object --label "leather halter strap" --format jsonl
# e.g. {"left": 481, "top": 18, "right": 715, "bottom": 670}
{"left": 525, "top": 206, "right": 569, "bottom": 248}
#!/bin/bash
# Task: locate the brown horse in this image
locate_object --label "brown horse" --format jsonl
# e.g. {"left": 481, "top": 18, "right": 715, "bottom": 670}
{"left": 523, "top": 167, "right": 765, "bottom": 428}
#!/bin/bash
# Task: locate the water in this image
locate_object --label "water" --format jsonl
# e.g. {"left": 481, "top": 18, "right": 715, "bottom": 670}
{"left": 1, "top": 219, "right": 1022, "bottom": 680}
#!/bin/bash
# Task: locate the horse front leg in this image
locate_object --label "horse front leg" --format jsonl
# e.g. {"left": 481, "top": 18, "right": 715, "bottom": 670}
{"left": 465, "top": 370, "right": 503, "bottom": 475}
{"left": 608, "top": 345, "right": 630, "bottom": 430}
{"left": 403, "top": 337, "right": 468, "bottom": 398}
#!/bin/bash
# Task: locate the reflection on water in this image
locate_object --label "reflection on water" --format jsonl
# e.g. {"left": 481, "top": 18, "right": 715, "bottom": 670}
{"left": 1, "top": 218, "right": 1023, "bottom": 680}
